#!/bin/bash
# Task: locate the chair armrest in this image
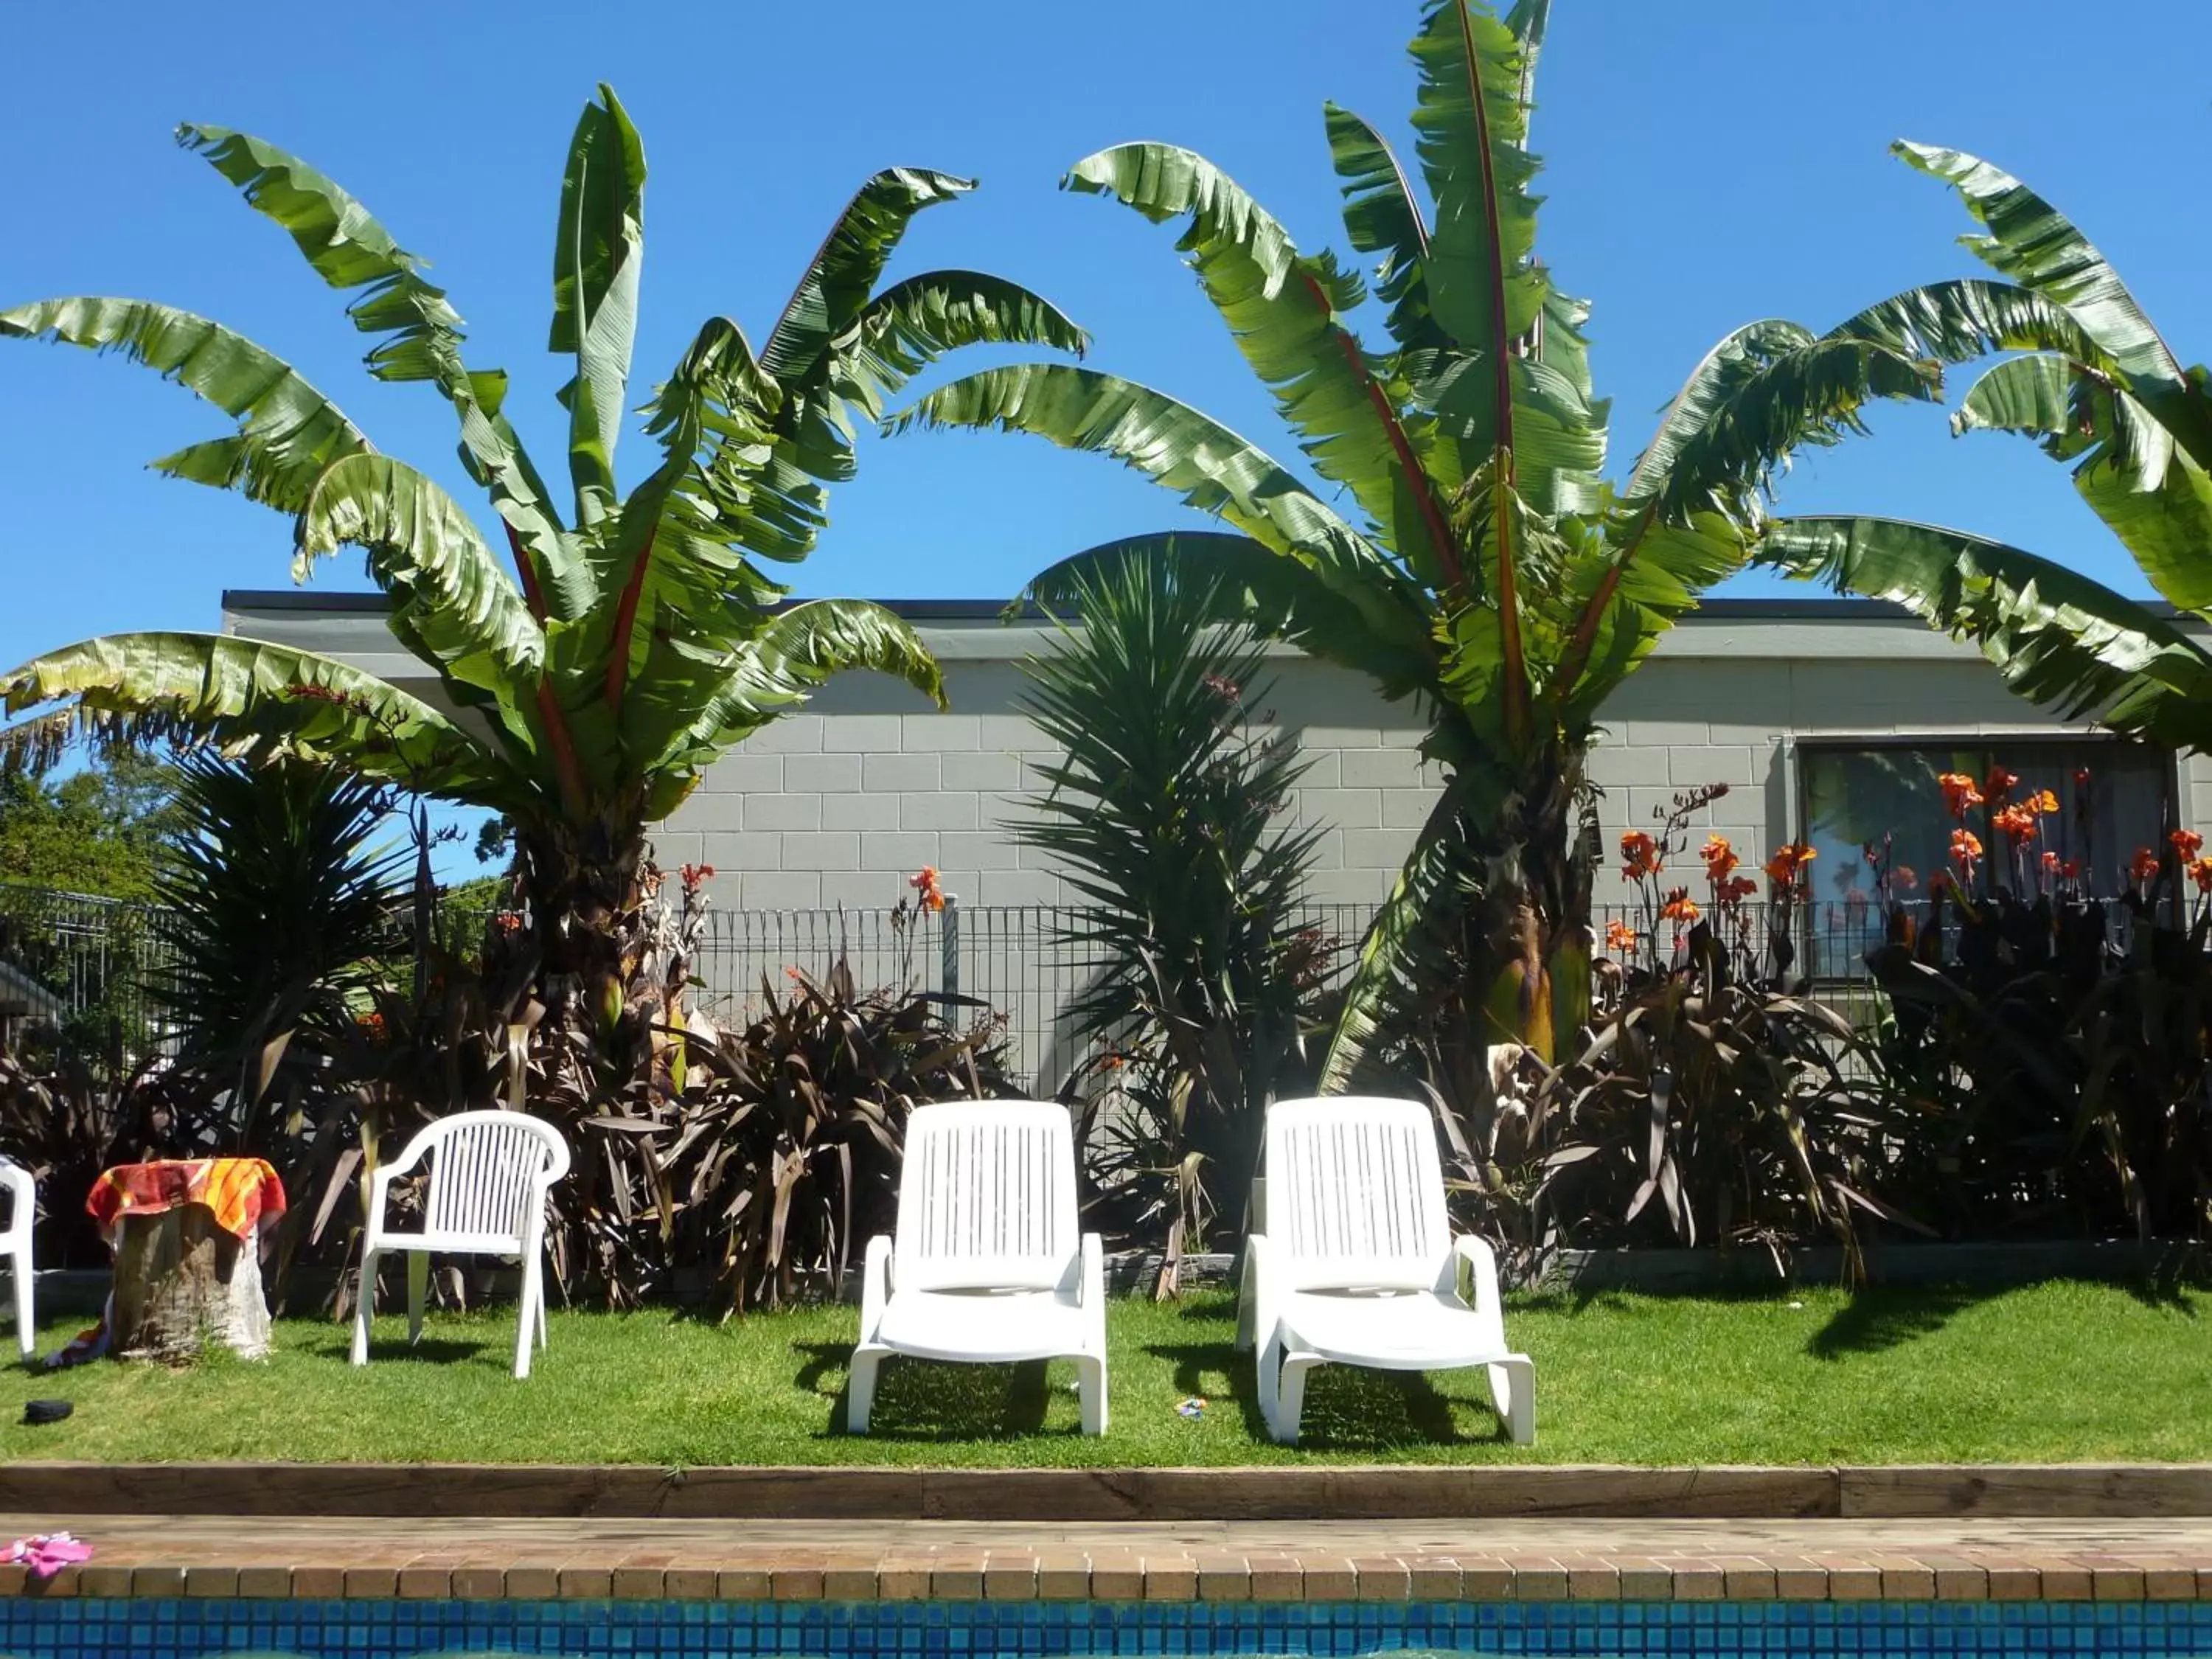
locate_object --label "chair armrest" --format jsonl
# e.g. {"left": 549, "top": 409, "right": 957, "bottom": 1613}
{"left": 857, "top": 1235, "right": 894, "bottom": 1339}
{"left": 1079, "top": 1233, "right": 1104, "bottom": 1305}
{"left": 1444, "top": 1233, "right": 1503, "bottom": 1317}
{"left": 1236, "top": 1232, "right": 1276, "bottom": 1353}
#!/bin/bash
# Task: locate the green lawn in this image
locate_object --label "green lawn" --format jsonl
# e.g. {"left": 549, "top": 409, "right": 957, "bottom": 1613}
{"left": 1, "top": 1282, "right": 2202, "bottom": 1467}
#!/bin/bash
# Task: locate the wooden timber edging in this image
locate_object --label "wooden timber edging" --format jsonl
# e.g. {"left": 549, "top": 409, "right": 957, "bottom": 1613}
{"left": 1, "top": 1462, "right": 2207, "bottom": 1521}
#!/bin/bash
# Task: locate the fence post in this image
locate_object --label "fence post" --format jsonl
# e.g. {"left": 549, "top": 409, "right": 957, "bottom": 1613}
{"left": 941, "top": 894, "right": 961, "bottom": 1002}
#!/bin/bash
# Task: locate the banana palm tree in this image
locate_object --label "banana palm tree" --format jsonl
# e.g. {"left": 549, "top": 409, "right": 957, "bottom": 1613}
{"left": 1761, "top": 142, "right": 2212, "bottom": 754}
{"left": 895, "top": 0, "right": 1941, "bottom": 1088}
{"left": 1, "top": 88, "right": 1082, "bottom": 1051}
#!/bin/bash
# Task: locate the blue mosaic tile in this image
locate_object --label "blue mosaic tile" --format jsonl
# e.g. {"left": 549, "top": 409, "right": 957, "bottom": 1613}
{"left": 0, "top": 1599, "right": 2208, "bottom": 1659}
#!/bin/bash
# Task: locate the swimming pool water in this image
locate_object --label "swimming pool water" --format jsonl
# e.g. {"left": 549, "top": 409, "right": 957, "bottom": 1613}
{"left": 4, "top": 1599, "right": 2209, "bottom": 1659}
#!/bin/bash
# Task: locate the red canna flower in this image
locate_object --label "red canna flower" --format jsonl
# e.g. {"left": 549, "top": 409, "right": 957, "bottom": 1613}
{"left": 1619, "top": 830, "right": 1661, "bottom": 880}
{"left": 1983, "top": 766, "right": 2019, "bottom": 806}
{"left": 2171, "top": 829, "right": 2205, "bottom": 862}
{"left": 2130, "top": 846, "right": 2161, "bottom": 886}
{"left": 908, "top": 867, "right": 946, "bottom": 912}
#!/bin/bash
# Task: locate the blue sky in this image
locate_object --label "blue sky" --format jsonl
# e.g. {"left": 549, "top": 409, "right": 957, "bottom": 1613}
{"left": 4, "top": 0, "right": 2208, "bottom": 681}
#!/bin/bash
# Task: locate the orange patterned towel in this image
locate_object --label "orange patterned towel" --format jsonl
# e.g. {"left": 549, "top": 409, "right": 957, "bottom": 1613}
{"left": 84, "top": 1158, "right": 287, "bottom": 1243}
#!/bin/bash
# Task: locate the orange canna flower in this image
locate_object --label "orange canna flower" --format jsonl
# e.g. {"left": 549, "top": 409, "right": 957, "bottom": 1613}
{"left": 2041, "top": 850, "right": 2060, "bottom": 872}
{"left": 2194, "top": 858, "right": 2212, "bottom": 895}
{"left": 1604, "top": 918, "right": 1638, "bottom": 955}
{"left": 2131, "top": 846, "right": 2162, "bottom": 885}
{"left": 1764, "top": 843, "right": 1818, "bottom": 886}
{"left": 1992, "top": 803, "right": 2039, "bottom": 845}
{"left": 1938, "top": 772, "right": 1985, "bottom": 818}
{"left": 908, "top": 866, "right": 947, "bottom": 912}
{"left": 2032, "top": 789, "right": 2059, "bottom": 815}
{"left": 2171, "top": 829, "right": 2205, "bottom": 862}
{"left": 1950, "top": 828, "right": 1983, "bottom": 871}
{"left": 1619, "top": 830, "right": 1661, "bottom": 879}
{"left": 1659, "top": 887, "right": 1700, "bottom": 923}
{"left": 1699, "top": 834, "right": 1739, "bottom": 880}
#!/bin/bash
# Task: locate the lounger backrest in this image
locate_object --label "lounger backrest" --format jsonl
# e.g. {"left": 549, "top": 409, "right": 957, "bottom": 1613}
{"left": 895, "top": 1101, "right": 1077, "bottom": 1292}
{"left": 1264, "top": 1096, "right": 1447, "bottom": 1291}
{"left": 420, "top": 1112, "right": 565, "bottom": 1248}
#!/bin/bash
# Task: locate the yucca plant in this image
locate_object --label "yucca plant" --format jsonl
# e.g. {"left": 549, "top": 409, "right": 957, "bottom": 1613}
{"left": 0, "top": 88, "right": 1083, "bottom": 1067}
{"left": 898, "top": 0, "right": 1947, "bottom": 1090}
{"left": 153, "top": 752, "right": 411, "bottom": 1147}
{"left": 1017, "top": 549, "right": 1331, "bottom": 1284}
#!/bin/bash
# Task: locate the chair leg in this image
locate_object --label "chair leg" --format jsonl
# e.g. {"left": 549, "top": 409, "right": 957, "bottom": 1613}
{"left": 1272, "top": 1354, "right": 1320, "bottom": 1446}
{"left": 535, "top": 1269, "right": 551, "bottom": 1352}
{"left": 847, "top": 1347, "right": 884, "bottom": 1434}
{"left": 1074, "top": 1353, "right": 1107, "bottom": 1436}
{"left": 351, "top": 1248, "right": 380, "bottom": 1367}
{"left": 512, "top": 1265, "right": 535, "bottom": 1381}
{"left": 1495, "top": 1357, "right": 1536, "bottom": 1446}
{"left": 13, "top": 1251, "right": 32, "bottom": 1360}
{"left": 406, "top": 1251, "right": 429, "bottom": 1346}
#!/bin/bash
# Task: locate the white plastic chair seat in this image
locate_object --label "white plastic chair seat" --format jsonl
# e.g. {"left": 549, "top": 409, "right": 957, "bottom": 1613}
{"left": 848, "top": 1100, "right": 1107, "bottom": 1436}
{"left": 1274, "top": 1287, "right": 1510, "bottom": 1371}
{"left": 873, "top": 1284, "right": 1095, "bottom": 1365}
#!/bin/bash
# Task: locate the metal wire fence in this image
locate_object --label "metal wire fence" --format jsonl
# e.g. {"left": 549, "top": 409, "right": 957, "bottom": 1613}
{"left": 0, "top": 882, "right": 181, "bottom": 1059}
{"left": 4, "top": 877, "right": 2148, "bottom": 1075}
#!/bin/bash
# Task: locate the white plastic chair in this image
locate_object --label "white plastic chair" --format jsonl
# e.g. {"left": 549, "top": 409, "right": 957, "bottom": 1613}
{"left": 0, "top": 1159, "right": 33, "bottom": 1359}
{"left": 349, "top": 1110, "right": 570, "bottom": 1380}
{"left": 849, "top": 1100, "right": 1108, "bottom": 1435}
{"left": 1238, "top": 1096, "right": 1534, "bottom": 1446}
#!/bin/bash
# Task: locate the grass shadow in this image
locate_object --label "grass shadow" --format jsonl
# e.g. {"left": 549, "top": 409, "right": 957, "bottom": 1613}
{"left": 1806, "top": 1284, "right": 1985, "bottom": 1360}
{"left": 1146, "top": 1339, "right": 1500, "bottom": 1450}
{"left": 291, "top": 1325, "right": 509, "bottom": 1370}
{"left": 791, "top": 1341, "right": 1054, "bottom": 1442}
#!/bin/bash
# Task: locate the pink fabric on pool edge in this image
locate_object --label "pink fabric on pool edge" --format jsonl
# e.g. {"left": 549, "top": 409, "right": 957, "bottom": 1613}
{"left": 7, "top": 1534, "right": 92, "bottom": 1580}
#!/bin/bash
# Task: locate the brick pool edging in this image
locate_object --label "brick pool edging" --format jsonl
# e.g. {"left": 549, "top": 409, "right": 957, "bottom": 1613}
{"left": 4, "top": 1515, "right": 2209, "bottom": 1604}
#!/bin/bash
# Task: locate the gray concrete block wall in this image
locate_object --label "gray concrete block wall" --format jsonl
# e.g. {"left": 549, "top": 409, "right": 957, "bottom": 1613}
{"left": 655, "top": 625, "right": 2177, "bottom": 919}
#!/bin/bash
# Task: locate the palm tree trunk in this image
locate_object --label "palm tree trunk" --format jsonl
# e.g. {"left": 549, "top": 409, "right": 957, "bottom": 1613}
{"left": 1461, "top": 742, "right": 1595, "bottom": 1068}
{"left": 506, "top": 818, "right": 655, "bottom": 1065}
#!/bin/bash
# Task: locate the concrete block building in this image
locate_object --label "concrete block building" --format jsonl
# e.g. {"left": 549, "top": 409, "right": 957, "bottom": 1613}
{"left": 226, "top": 591, "right": 2211, "bottom": 916}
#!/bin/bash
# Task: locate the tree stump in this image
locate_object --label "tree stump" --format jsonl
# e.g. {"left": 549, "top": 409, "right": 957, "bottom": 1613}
{"left": 109, "top": 1203, "right": 271, "bottom": 1363}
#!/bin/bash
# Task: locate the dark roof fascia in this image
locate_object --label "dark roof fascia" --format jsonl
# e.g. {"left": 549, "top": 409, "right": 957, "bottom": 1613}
{"left": 221, "top": 590, "right": 2185, "bottom": 625}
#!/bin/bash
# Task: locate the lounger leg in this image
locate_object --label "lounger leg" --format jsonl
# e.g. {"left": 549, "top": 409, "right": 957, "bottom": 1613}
{"left": 847, "top": 1346, "right": 884, "bottom": 1434}
{"left": 1272, "top": 1354, "right": 1319, "bottom": 1446}
{"left": 406, "top": 1251, "right": 429, "bottom": 1346}
{"left": 13, "top": 1251, "right": 32, "bottom": 1359}
{"left": 1074, "top": 1353, "right": 1107, "bottom": 1436}
{"left": 1255, "top": 1331, "right": 1282, "bottom": 1436}
{"left": 351, "top": 1248, "right": 380, "bottom": 1367}
{"left": 1495, "top": 1357, "right": 1536, "bottom": 1446}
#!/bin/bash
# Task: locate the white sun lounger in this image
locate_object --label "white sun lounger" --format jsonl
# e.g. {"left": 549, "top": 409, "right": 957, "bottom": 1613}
{"left": 848, "top": 1100, "right": 1107, "bottom": 1435}
{"left": 1238, "top": 1095, "right": 1534, "bottom": 1445}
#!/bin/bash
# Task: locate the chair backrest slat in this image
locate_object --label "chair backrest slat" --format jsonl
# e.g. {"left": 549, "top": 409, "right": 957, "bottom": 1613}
{"left": 895, "top": 1102, "right": 1075, "bottom": 1291}
{"left": 1265, "top": 1096, "right": 1446, "bottom": 1290}
{"left": 417, "top": 1112, "right": 564, "bottom": 1246}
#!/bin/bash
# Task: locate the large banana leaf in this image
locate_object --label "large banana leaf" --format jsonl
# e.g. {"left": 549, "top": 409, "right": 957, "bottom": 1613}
{"left": 634, "top": 599, "right": 944, "bottom": 789}
{"left": 178, "top": 125, "right": 470, "bottom": 389}
{"left": 1762, "top": 515, "right": 2212, "bottom": 750}
{"left": 1324, "top": 102, "right": 1440, "bottom": 355}
{"left": 759, "top": 168, "right": 972, "bottom": 388}
{"left": 293, "top": 455, "right": 547, "bottom": 725}
{"left": 1829, "top": 276, "right": 2098, "bottom": 368}
{"left": 830, "top": 271, "right": 1087, "bottom": 423}
{"left": 178, "top": 123, "right": 581, "bottom": 619}
{"left": 1065, "top": 142, "right": 1463, "bottom": 585}
{"left": 1409, "top": 0, "right": 1544, "bottom": 361}
{"left": 549, "top": 85, "right": 647, "bottom": 526}
{"left": 0, "top": 633, "right": 525, "bottom": 801}
{"left": 893, "top": 362, "right": 1432, "bottom": 647}
{"left": 1893, "top": 142, "right": 2183, "bottom": 393}
{"left": 0, "top": 297, "right": 370, "bottom": 512}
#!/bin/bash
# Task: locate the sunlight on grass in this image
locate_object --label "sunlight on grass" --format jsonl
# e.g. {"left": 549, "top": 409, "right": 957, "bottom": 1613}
{"left": 0, "top": 1281, "right": 2199, "bottom": 1467}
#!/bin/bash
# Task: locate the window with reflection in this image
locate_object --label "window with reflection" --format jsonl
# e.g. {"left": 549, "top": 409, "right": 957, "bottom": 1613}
{"left": 1793, "top": 739, "right": 2170, "bottom": 973}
